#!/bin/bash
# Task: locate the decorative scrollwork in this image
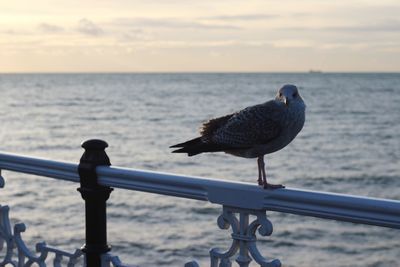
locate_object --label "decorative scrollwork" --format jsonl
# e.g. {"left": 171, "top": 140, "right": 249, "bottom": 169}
{"left": 0, "top": 204, "right": 137, "bottom": 267}
{"left": 0, "top": 205, "right": 16, "bottom": 266}
{"left": 210, "top": 206, "right": 281, "bottom": 267}
{"left": 35, "top": 241, "right": 83, "bottom": 267}
{"left": 1, "top": 204, "right": 84, "bottom": 266}
{"left": 101, "top": 253, "right": 138, "bottom": 267}
{"left": 0, "top": 206, "right": 141, "bottom": 267}
{"left": 184, "top": 260, "right": 200, "bottom": 267}
{"left": 0, "top": 173, "right": 134, "bottom": 267}
{"left": 0, "top": 170, "right": 5, "bottom": 188}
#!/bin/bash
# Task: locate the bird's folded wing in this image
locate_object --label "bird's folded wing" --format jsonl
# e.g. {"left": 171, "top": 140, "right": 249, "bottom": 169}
{"left": 212, "top": 100, "right": 286, "bottom": 147}
{"left": 200, "top": 113, "right": 236, "bottom": 137}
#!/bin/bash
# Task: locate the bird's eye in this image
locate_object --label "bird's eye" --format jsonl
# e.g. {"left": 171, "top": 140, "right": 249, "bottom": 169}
{"left": 292, "top": 92, "right": 298, "bottom": 98}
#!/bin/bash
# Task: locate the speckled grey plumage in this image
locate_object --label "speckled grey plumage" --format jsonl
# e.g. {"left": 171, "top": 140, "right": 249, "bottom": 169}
{"left": 171, "top": 84, "right": 306, "bottom": 188}
{"left": 211, "top": 98, "right": 304, "bottom": 158}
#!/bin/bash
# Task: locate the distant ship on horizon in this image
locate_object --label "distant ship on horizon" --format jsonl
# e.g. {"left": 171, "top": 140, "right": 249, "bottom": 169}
{"left": 308, "top": 69, "right": 323, "bottom": 73}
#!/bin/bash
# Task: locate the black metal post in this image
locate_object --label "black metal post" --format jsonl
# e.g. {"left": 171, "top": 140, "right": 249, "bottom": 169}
{"left": 78, "top": 139, "right": 113, "bottom": 267}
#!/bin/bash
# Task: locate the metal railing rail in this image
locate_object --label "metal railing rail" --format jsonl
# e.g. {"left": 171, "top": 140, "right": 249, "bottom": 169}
{"left": 1, "top": 139, "right": 400, "bottom": 267}
{"left": 1, "top": 150, "right": 399, "bottom": 229}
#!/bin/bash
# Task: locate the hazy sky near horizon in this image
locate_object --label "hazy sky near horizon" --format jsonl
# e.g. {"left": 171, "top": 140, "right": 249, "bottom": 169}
{"left": 1, "top": 1, "right": 400, "bottom": 72}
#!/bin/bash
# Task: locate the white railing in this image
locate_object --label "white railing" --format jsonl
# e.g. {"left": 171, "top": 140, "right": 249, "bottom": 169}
{"left": 1, "top": 140, "right": 400, "bottom": 267}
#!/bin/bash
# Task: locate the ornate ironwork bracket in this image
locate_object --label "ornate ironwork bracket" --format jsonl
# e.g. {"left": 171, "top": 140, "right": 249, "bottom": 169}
{"left": 209, "top": 206, "right": 281, "bottom": 267}
{"left": 1, "top": 204, "right": 84, "bottom": 266}
{"left": 0, "top": 205, "right": 15, "bottom": 266}
{"left": 1, "top": 204, "right": 136, "bottom": 267}
{"left": 101, "top": 253, "right": 138, "bottom": 267}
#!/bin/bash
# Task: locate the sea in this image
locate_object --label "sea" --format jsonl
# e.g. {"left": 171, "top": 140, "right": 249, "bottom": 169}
{"left": 0, "top": 73, "right": 399, "bottom": 267}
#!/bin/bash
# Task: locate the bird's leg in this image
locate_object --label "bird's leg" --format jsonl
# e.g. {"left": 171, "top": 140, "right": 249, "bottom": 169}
{"left": 260, "top": 157, "right": 285, "bottom": 190}
{"left": 260, "top": 157, "right": 267, "bottom": 184}
{"left": 257, "top": 156, "right": 263, "bottom": 186}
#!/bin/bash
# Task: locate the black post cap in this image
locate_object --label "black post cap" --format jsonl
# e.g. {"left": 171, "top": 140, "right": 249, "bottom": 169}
{"left": 79, "top": 139, "right": 111, "bottom": 189}
{"left": 81, "top": 139, "right": 109, "bottom": 150}
{"left": 80, "top": 139, "right": 111, "bottom": 167}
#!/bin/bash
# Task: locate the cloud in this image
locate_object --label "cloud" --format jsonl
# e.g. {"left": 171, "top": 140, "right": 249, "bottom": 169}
{"left": 117, "top": 29, "right": 153, "bottom": 42}
{"left": 326, "top": 22, "right": 400, "bottom": 32}
{"left": 0, "top": 29, "right": 31, "bottom": 35}
{"left": 201, "top": 14, "right": 278, "bottom": 21}
{"left": 280, "top": 20, "right": 400, "bottom": 33}
{"left": 76, "top": 18, "right": 104, "bottom": 36}
{"left": 38, "top": 23, "right": 65, "bottom": 33}
{"left": 111, "top": 17, "right": 240, "bottom": 30}
{"left": 290, "top": 12, "right": 311, "bottom": 18}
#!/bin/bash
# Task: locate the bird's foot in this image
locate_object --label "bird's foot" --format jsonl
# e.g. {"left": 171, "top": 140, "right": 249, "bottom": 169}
{"left": 263, "top": 183, "right": 285, "bottom": 190}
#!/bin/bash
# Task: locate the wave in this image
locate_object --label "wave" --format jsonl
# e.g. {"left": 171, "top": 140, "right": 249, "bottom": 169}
{"left": 287, "top": 175, "right": 400, "bottom": 199}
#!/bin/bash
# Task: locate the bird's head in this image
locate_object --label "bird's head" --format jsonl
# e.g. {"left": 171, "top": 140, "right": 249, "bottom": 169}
{"left": 275, "top": 84, "right": 303, "bottom": 107}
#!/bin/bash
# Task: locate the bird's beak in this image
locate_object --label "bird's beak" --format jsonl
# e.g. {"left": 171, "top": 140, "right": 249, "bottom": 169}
{"left": 284, "top": 97, "right": 289, "bottom": 106}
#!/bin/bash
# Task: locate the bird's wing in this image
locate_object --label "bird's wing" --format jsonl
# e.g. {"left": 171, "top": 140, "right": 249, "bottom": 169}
{"left": 212, "top": 100, "right": 286, "bottom": 147}
{"left": 200, "top": 113, "right": 236, "bottom": 137}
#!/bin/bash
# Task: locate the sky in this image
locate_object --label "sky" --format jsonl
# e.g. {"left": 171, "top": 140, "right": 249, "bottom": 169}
{"left": 1, "top": 0, "right": 400, "bottom": 72}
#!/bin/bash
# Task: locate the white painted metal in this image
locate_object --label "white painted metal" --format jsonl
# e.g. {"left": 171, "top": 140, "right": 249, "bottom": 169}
{"left": 210, "top": 206, "right": 281, "bottom": 267}
{"left": 96, "top": 166, "right": 400, "bottom": 229}
{"left": 0, "top": 151, "right": 79, "bottom": 183}
{"left": 101, "top": 253, "right": 138, "bottom": 267}
{"left": 1, "top": 151, "right": 400, "bottom": 229}
{"left": 0, "top": 205, "right": 14, "bottom": 266}
{"left": 0, "top": 169, "right": 4, "bottom": 188}
{"left": 0, "top": 205, "right": 83, "bottom": 267}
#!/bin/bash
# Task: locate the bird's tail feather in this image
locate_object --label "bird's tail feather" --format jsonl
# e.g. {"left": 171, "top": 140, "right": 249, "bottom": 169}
{"left": 170, "top": 137, "right": 202, "bottom": 148}
{"left": 170, "top": 137, "right": 230, "bottom": 156}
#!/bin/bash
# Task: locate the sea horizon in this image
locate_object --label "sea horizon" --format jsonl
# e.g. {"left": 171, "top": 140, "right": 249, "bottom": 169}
{"left": 1, "top": 71, "right": 400, "bottom": 75}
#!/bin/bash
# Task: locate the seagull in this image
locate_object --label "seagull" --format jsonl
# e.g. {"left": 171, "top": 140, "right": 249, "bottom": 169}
{"left": 170, "top": 84, "right": 306, "bottom": 189}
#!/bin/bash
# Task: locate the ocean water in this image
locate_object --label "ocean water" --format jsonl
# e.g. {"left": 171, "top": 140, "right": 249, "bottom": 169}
{"left": 0, "top": 73, "right": 399, "bottom": 267}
